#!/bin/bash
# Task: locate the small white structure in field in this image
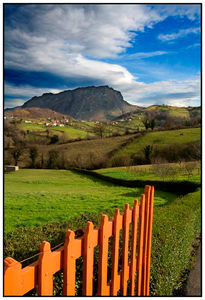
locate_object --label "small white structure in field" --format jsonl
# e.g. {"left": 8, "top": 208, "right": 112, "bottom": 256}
{"left": 5, "top": 165, "right": 19, "bottom": 172}
{"left": 25, "top": 120, "right": 32, "bottom": 123}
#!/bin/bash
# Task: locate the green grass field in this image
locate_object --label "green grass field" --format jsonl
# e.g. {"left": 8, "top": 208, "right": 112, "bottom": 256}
{"left": 4, "top": 169, "right": 177, "bottom": 232}
{"left": 19, "top": 123, "right": 46, "bottom": 132}
{"left": 109, "top": 128, "right": 201, "bottom": 162}
{"left": 19, "top": 122, "right": 93, "bottom": 139}
{"left": 51, "top": 125, "right": 92, "bottom": 138}
{"left": 96, "top": 161, "right": 201, "bottom": 184}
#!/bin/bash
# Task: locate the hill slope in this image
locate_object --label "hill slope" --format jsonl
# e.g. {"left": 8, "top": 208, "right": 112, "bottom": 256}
{"left": 4, "top": 107, "right": 74, "bottom": 121}
{"left": 21, "top": 86, "right": 137, "bottom": 121}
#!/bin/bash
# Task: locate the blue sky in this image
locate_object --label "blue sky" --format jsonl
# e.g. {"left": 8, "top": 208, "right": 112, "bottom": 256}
{"left": 4, "top": 4, "right": 201, "bottom": 108}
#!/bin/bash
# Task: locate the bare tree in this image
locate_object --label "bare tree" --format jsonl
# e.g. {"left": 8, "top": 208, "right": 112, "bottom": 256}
{"left": 11, "top": 142, "right": 25, "bottom": 166}
{"left": 93, "top": 123, "right": 106, "bottom": 138}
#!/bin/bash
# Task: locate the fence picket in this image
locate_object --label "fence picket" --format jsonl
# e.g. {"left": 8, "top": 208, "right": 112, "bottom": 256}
{"left": 38, "top": 241, "right": 53, "bottom": 296}
{"left": 110, "top": 208, "right": 123, "bottom": 296}
{"left": 63, "top": 230, "right": 77, "bottom": 296}
{"left": 4, "top": 257, "right": 23, "bottom": 296}
{"left": 146, "top": 186, "right": 155, "bottom": 296}
{"left": 130, "top": 199, "right": 139, "bottom": 295}
{"left": 82, "top": 222, "right": 98, "bottom": 296}
{"left": 142, "top": 185, "right": 151, "bottom": 295}
{"left": 98, "top": 214, "right": 112, "bottom": 296}
{"left": 4, "top": 185, "right": 154, "bottom": 297}
{"left": 121, "top": 203, "right": 132, "bottom": 296}
{"left": 137, "top": 194, "right": 145, "bottom": 296}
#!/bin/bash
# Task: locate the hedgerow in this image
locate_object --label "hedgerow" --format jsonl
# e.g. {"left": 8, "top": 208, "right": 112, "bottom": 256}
{"left": 150, "top": 188, "right": 201, "bottom": 295}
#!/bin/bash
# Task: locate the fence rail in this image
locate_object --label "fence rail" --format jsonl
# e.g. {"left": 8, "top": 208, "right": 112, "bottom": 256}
{"left": 4, "top": 185, "right": 154, "bottom": 296}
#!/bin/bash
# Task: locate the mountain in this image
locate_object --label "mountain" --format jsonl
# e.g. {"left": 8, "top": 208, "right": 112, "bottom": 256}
{"left": 21, "top": 86, "right": 137, "bottom": 121}
{"left": 4, "top": 107, "right": 74, "bottom": 121}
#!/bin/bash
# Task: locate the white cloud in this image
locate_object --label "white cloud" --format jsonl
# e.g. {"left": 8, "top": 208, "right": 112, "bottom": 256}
{"left": 121, "top": 51, "right": 169, "bottom": 60}
{"left": 158, "top": 27, "right": 200, "bottom": 42}
{"left": 5, "top": 5, "right": 162, "bottom": 60}
{"left": 124, "top": 78, "right": 200, "bottom": 107}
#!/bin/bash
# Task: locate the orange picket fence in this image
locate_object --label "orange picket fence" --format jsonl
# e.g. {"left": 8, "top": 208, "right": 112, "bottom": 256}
{"left": 4, "top": 185, "right": 154, "bottom": 296}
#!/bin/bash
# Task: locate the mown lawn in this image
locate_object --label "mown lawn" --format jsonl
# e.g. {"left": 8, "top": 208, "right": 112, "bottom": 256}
{"left": 4, "top": 169, "right": 176, "bottom": 232}
{"left": 96, "top": 161, "right": 201, "bottom": 184}
{"left": 110, "top": 127, "right": 201, "bottom": 161}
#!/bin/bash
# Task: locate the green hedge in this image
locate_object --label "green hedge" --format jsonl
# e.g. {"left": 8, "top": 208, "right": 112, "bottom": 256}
{"left": 150, "top": 188, "right": 201, "bottom": 295}
{"left": 4, "top": 189, "right": 201, "bottom": 296}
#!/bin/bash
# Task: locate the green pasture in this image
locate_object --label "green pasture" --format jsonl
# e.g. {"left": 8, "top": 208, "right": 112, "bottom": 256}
{"left": 96, "top": 161, "right": 201, "bottom": 184}
{"left": 168, "top": 107, "right": 190, "bottom": 118}
{"left": 19, "top": 122, "right": 93, "bottom": 139}
{"left": 19, "top": 123, "right": 45, "bottom": 132}
{"left": 51, "top": 125, "right": 91, "bottom": 138}
{"left": 4, "top": 169, "right": 176, "bottom": 232}
{"left": 110, "top": 127, "right": 201, "bottom": 160}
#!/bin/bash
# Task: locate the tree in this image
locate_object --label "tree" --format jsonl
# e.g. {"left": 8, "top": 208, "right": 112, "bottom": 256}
{"left": 142, "top": 118, "right": 150, "bottom": 131}
{"left": 47, "top": 150, "right": 59, "bottom": 169}
{"left": 150, "top": 119, "right": 156, "bottom": 131}
{"left": 11, "top": 142, "right": 25, "bottom": 166}
{"left": 144, "top": 145, "right": 153, "bottom": 164}
{"left": 94, "top": 123, "right": 106, "bottom": 138}
{"left": 29, "top": 147, "right": 38, "bottom": 168}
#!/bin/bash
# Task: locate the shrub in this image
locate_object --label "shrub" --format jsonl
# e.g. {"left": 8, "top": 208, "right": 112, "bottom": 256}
{"left": 50, "top": 135, "right": 59, "bottom": 144}
{"left": 110, "top": 154, "right": 133, "bottom": 167}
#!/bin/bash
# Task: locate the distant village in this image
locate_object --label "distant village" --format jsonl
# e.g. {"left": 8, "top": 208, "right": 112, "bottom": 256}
{"left": 4, "top": 115, "right": 139, "bottom": 127}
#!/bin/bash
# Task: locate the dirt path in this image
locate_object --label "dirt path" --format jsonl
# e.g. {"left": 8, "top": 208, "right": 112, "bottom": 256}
{"left": 185, "top": 242, "right": 202, "bottom": 296}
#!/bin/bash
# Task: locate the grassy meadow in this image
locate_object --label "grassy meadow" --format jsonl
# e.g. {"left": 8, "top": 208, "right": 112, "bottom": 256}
{"left": 96, "top": 161, "right": 201, "bottom": 184}
{"left": 109, "top": 127, "right": 200, "bottom": 165}
{"left": 4, "top": 169, "right": 177, "bottom": 232}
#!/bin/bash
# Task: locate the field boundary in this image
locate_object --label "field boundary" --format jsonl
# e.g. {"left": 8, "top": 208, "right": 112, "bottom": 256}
{"left": 71, "top": 168, "right": 200, "bottom": 194}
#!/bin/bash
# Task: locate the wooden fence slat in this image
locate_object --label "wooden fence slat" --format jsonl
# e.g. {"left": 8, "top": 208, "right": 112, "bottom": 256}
{"left": 4, "top": 257, "right": 23, "bottom": 296}
{"left": 63, "top": 230, "right": 76, "bottom": 296}
{"left": 82, "top": 222, "right": 97, "bottom": 296}
{"left": 21, "top": 262, "right": 38, "bottom": 295}
{"left": 141, "top": 185, "right": 151, "bottom": 296}
{"left": 110, "top": 208, "right": 123, "bottom": 296}
{"left": 98, "top": 214, "right": 112, "bottom": 296}
{"left": 137, "top": 194, "right": 145, "bottom": 296}
{"left": 146, "top": 186, "right": 154, "bottom": 296}
{"left": 38, "top": 241, "right": 53, "bottom": 296}
{"left": 121, "top": 203, "right": 132, "bottom": 296}
{"left": 130, "top": 199, "right": 139, "bottom": 295}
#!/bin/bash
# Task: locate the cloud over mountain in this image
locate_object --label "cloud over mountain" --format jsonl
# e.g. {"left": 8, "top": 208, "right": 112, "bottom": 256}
{"left": 4, "top": 4, "right": 201, "bottom": 107}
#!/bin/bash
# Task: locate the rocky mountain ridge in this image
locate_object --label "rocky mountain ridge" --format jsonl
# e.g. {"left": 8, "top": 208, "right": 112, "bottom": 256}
{"left": 20, "top": 86, "right": 137, "bottom": 121}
